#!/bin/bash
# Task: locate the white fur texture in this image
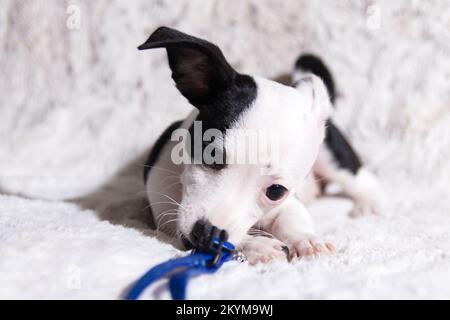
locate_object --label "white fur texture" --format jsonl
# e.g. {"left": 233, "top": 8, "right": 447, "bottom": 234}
{"left": 1, "top": 1, "right": 450, "bottom": 299}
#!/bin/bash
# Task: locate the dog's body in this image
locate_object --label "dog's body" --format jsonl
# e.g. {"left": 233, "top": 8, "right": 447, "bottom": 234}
{"left": 140, "top": 27, "right": 385, "bottom": 264}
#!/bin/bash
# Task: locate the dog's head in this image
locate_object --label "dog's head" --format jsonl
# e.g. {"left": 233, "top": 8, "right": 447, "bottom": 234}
{"left": 139, "top": 27, "right": 331, "bottom": 246}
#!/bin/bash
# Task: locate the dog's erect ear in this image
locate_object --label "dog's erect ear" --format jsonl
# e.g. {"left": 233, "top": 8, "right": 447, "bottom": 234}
{"left": 295, "top": 75, "right": 332, "bottom": 123}
{"left": 138, "top": 27, "right": 237, "bottom": 108}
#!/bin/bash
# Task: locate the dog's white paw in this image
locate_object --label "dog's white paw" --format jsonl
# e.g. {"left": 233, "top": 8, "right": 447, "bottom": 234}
{"left": 238, "top": 236, "right": 288, "bottom": 265}
{"left": 288, "top": 235, "right": 335, "bottom": 261}
{"left": 349, "top": 168, "right": 387, "bottom": 217}
{"left": 350, "top": 188, "right": 388, "bottom": 217}
{"left": 350, "top": 199, "right": 382, "bottom": 217}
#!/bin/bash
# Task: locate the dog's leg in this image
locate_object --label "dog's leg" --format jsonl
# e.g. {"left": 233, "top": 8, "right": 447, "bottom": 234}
{"left": 237, "top": 235, "right": 288, "bottom": 265}
{"left": 315, "top": 146, "right": 386, "bottom": 217}
{"left": 260, "top": 197, "right": 335, "bottom": 261}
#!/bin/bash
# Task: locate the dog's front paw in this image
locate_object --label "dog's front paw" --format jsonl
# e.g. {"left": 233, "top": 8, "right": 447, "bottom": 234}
{"left": 238, "top": 236, "right": 288, "bottom": 265}
{"left": 288, "top": 235, "right": 335, "bottom": 261}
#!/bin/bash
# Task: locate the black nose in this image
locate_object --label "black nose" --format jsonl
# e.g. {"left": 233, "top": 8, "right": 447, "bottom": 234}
{"left": 189, "top": 219, "right": 228, "bottom": 252}
{"left": 190, "top": 219, "right": 214, "bottom": 248}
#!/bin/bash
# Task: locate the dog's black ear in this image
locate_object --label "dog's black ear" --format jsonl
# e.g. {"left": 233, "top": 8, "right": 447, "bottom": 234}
{"left": 138, "top": 27, "right": 237, "bottom": 108}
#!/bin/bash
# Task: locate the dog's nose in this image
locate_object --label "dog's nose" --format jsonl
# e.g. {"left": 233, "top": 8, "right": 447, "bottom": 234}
{"left": 189, "top": 219, "right": 229, "bottom": 251}
{"left": 190, "top": 219, "right": 214, "bottom": 248}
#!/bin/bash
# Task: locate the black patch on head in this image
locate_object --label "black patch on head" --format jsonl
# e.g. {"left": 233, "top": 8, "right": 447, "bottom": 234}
{"left": 325, "top": 120, "right": 362, "bottom": 174}
{"left": 189, "top": 73, "right": 257, "bottom": 170}
{"left": 143, "top": 120, "right": 183, "bottom": 182}
{"left": 139, "top": 27, "right": 257, "bottom": 170}
{"left": 195, "top": 74, "right": 257, "bottom": 132}
{"left": 295, "top": 54, "right": 336, "bottom": 104}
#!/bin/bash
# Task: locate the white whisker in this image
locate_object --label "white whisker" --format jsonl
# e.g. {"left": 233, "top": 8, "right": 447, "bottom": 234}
{"left": 248, "top": 227, "right": 275, "bottom": 239}
{"left": 148, "top": 201, "right": 180, "bottom": 207}
{"left": 146, "top": 190, "right": 186, "bottom": 210}
{"left": 155, "top": 210, "right": 178, "bottom": 224}
{"left": 161, "top": 180, "right": 182, "bottom": 192}
{"left": 158, "top": 175, "right": 181, "bottom": 189}
{"left": 157, "top": 218, "right": 179, "bottom": 231}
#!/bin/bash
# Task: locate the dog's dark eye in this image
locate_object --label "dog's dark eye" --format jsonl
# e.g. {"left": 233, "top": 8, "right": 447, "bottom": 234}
{"left": 265, "top": 184, "right": 288, "bottom": 201}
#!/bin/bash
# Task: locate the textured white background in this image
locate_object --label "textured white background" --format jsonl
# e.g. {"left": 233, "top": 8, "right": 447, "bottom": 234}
{"left": 0, "top": 0, "right": 449, "bottom": 299}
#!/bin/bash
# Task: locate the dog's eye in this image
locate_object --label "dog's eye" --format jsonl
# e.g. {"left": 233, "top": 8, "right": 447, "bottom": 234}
{"left": 265, "top": 184, "right": 288, "bottom": 201}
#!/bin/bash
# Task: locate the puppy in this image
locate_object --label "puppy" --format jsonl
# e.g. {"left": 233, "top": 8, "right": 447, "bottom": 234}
{"left": 139, "top": 27, "right": 385, "bottom": 264}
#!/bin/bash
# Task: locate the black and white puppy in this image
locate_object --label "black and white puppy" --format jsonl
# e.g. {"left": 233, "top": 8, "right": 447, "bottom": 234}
{"left": 139, "top": 27, "right": 385, "bottom": 264}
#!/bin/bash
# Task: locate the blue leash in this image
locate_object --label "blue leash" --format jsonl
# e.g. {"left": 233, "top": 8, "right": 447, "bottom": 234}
{"left": 125, "top": 230, "right": 236, "bottom": 300}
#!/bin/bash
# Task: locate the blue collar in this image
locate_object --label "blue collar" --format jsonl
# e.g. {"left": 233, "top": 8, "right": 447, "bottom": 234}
{"left": 125, "top": 236, "right": 236, "bottom": 300}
